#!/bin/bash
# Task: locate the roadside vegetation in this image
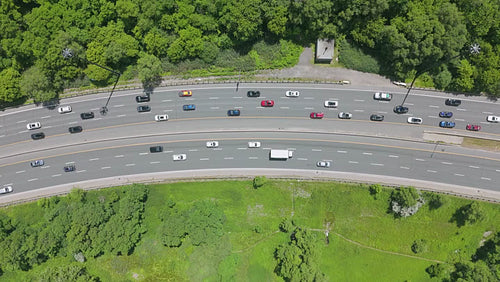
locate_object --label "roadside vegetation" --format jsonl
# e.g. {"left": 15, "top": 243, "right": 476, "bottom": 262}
{"left": 0, "top": 180, "right": 498, "bottom": 281}
{"left": 1, "top": 0, "right": 499, "bottom": 109}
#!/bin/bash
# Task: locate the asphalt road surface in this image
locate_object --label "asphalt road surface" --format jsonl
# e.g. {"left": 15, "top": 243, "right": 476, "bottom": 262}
{"left": 1, "top": 83, "right": 499, "bottom": 198}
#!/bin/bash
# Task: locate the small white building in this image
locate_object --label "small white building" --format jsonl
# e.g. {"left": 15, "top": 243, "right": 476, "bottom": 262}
{"left": 316, "top": 39, "right": 335, "bottom": 63}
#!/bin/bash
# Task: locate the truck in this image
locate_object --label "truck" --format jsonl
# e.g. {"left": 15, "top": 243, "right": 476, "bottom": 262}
{"left": 269, "top": 149, "right": 293, "bottom": 160}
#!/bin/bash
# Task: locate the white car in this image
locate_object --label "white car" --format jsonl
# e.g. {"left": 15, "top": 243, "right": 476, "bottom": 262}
{"left": 316, "top": 161, "right": 331, "bottom": 168}
{"left": 58, "top": 105, "right": 72, "bottom": 113}
{"left": 285, "top": 90, "right": 300, "bottom": 97}
{"left": 324, "top": 100, "right": 338, "bottom": 108}
{"left": 173, "top": 154, "right": 187, "bottom": 161}
{"left": 0, "top": 186, "right": 13, "bottom": 194}
{"left": 26, "top": 122, "right": 41, "bottom": 130}
{"left": 155, "top": 114, "right": 169, "bottom": 121}
{"left": 373, "top": 92, "right": 392, "bottom": 101}
{"left": 206, "top": 141, "right": 219, "bottom": 148}
{"left": 486, "top": 115, "right": 499, "bottom": 123}
{"left": 407, "top": 117, "right": 423, "bottom": 124}
{"left": 248, "top": 142, "right": 261, "bottom": 148}
{"left": 338, "top": 112, "right": 352, "bottom": 119}
{"left": 393, "top": 81, "right": 407, "bottom": 87}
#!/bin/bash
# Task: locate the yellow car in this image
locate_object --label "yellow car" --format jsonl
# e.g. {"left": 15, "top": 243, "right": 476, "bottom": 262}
{"left": 179, "top": 90, "right": 192, "bottom": 97}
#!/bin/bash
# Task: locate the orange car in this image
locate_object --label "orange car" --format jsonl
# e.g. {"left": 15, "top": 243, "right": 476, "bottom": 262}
{"left": 179, "top": 90, "right": 192, "bottom": 97}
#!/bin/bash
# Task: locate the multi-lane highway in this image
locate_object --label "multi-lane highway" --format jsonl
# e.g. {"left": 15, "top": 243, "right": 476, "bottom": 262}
{"left": 1, "top": 83, "right": 499, "bottom": 198}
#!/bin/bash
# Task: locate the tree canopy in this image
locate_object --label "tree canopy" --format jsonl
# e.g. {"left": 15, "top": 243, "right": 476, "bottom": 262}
{"left": 0, "top": 0, "right": 499, "bottom": 106}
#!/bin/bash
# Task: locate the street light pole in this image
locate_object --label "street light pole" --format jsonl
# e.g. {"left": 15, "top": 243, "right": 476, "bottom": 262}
{"left": 399, "top": 43, "right": 481, "bottom": 107}
{"left": 62, "top": 48, "right": 121, "bottom": 115}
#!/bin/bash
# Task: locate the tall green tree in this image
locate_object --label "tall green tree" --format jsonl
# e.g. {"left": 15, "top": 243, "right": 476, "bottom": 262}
{"left": 0, "top": 67, "right": 22, "bottom": 104}
{"left": 137, "top": 52, "right": 163, "bottom": 88}
{"left": 19, "top": 66, "right": 57, "bottom": 103}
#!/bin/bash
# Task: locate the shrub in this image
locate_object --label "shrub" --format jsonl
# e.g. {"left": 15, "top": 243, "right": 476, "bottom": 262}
{"left": 369, "top": 184, "right": 382, "bottom": 199}
{"left": 253, "top": 176, "right": 268, "bottom": 189}
{"left": 279, "top": 218, "right": 294, "bottom": 233}
{"left": 338, "top": 40, "right": 380, "bottom": 73}
{"left": 411, "top": 239, "right": 428, "bottom": 254}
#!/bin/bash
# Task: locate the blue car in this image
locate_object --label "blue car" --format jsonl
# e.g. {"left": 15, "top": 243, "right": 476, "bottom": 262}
{"left": 183, "top": 104, "right": 196, "bottom": 111}
{"left": 439, "top": 111, "right": 453, "bottom": 118}
{"left": 439, "top": 121, "right": 455, "bottom": 128}
{"left": 227, "top": 109, "right": 241, "bottom": 116}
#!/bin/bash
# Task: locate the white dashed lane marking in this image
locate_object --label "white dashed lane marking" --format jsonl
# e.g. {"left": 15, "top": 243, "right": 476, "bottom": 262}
{"left": 115, "top": 155, "right": 124, "bottom": 158}
{"left": 415, "top": 158, "right": 425, "bottom": 162}
{"left": 76, "top": 170, "right": 86, "bottom": 173}
{"left": 468, "top": 165, "right": 479, "bottom": 169}
{"left": 200, "top": 158, "right": 209, "bottom": 161}
{"left": 139, "top": 153, "right": 148, "bottom": 156}
{"left": 113, "top": 104, "right": 124, "bottom": 108}
{"left": 101, "top": 166, "right": 111, "bottom": 170}
{"left": 363, "top": 152, "right": 372, "bottom": 155}
{"left": 454, "top": 173, "right": 464, "bottom": 177}
{"left": 400, "top": 166, "right": 410, "bottom": 170}
{"left": 249, "top": 157, "right": 258, "bottom": 159}
{"left": 312, "top": 149, "right": 322, "bottom": 152}
{"left": 337, "top": 150, "right": 347, "bottom": 153}
{"left": 388, "top": 155, "right": 399, "bottom": 158}
{"left": 41, "top": 116, "right": 51, "bottom": 119}
{"left": 28, "top": 178, "right": 38, "bottom": 182}
{"left": 297, "top": 158, "right": 308, "bottom": 161}
{"left": 427, "top": 170, "right": 437, "bottom": 173}
{"left": 16, "top": 170, "right": 25, "bottom": 174}
{"left": 51, "top": 174, "right": 61, "bottom": 177}
{"left": 89, "top": 158, "right": 100, "bottom": 161}
{"left": 224, "top": 157, "right": 234, "bottom": 160}
{"left": 125, "top": 164, "right": 135, "bottom": 167}
{"left": 349, "top": 161, "right": 358, "bottom": 164}
{"left": 441, "top": 162, "right": 453, "bottom": 165}
{"left": 370, "top": 163, "right": 384, "bottom": 166}
{"left": 149, "top": 161, "right": 160, "bottom": 164}
{"left": 481, "top": 177, "right": 491, "bottom": 181}
{"left": 354, "top": 99, "right": 365, "bottom": 102}
{"left": 16, "top": 120, "right": 27, "bottom": 123}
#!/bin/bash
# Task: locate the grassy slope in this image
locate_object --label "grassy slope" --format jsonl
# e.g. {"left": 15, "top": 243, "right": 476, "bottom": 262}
{"left": 2, "top": 180, "right": 499, "bottom": 281}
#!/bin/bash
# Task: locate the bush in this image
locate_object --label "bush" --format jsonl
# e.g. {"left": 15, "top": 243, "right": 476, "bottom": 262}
{"left": 338, "top": 40, "right": 381, "bottom": 73}
{"left": 253, "top": 176, "right": 268, "bottom": 189}
{"left": 452, "top": 202, "right": 485, "bottom": 227}
{"left": 411, "top": 239, "right": 428, "bottom": 254}
{"left": 279, "top": 218, "right": 294, "bottom": 233}
{"left": 369, "top": 184, "right": 382, "bottom": 199}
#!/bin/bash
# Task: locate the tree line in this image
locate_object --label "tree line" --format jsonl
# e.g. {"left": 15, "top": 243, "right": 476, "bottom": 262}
{"left": 0, "top": 0, "right": 498, "bottom": 107}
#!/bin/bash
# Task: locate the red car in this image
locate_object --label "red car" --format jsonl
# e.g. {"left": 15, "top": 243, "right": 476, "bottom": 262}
{"left": 261, "top": 100, "right": 274, "bottom": 107}
{"left": 310, "top": 112, "right": 324, "bottom": 119}
{"left": 466, "top": 124, "right": 481, "bottom": 131}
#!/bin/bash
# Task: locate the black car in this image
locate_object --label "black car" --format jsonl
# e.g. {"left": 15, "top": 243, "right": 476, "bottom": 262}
{"left": 136, "top": 95, "right": 150, "bottom": 103}
{"left": 80, "top": 112, "right": 94, "bottom": 119}
{"left": 393, "top": 105, "right": 409, "bottom": 114}
{"left": 150, "top": 146, "right": 163, "bottom": 153}
{"left": 370, "top": 114, "right": 384, "bottom": 121}
{"left": 227, "top": 109, "right": 241, "bottom": 116}
{"left": 31, "top": 132, "right": 45, "bottom": 140}
{"left": 137, "top": 105, "right": 151, "bottom": 112}
{"left": 247, "top": 91, "right": 260, "bottom": 97}
{"left": 69, "top": 126, "right": 83, "bottom": 133}
{"left": 64, "top": 165, "right": 76, "bottom": 172}
{"left": 445, "top": 99, "right": 461, "bottom": 106}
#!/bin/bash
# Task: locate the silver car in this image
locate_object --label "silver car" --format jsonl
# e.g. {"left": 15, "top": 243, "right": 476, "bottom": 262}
{"left": 30, "top": 160, "right": 45, "bottom": 167}
{"left": 206, "top": 141, "right": 219, "bottom": 148}
{"left": 338, "top": 112, "right": 352, "bottom": 119}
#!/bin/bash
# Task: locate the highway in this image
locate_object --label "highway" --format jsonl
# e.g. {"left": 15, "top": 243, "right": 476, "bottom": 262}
{"left": 1, "top": 83, "right": 499, "bottom": 197}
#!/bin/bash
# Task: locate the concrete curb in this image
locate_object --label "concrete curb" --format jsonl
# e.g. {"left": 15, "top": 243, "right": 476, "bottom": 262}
{"left": 1, "top": 169, "right": 499, "bottom": 207}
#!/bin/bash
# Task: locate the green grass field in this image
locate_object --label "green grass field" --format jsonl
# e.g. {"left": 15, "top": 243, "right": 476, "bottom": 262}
{"left": 1, "top": 180, "right": 498, "bottom": 281}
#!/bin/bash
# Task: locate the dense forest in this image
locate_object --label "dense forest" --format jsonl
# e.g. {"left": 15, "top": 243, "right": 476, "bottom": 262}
{"left": 0, "top": 0, "right": 499, "bottom": 106}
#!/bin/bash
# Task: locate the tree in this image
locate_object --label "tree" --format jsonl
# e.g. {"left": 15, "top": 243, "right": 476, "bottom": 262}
{"left": 220, "top": 0, "right": 263, "bottom": 43}
{"left": 390, "top": 187, "right": 424, "bottom": 217}
{"left": 474, "top": 231, "right": 500, "bottom": 280}
{"left": 137, "top": 52, "right": 162, "bottom": 88}
{"left": 186, "top": 200, "right": 226, "bottom": 246}
{"left": 37, "top": 264, "right": 99, "bottom": 281}
{"left": 452, "top": 59, "right": 476, "bottom": 92}
{"left": 460, "top": 202, "right": 485, "bottom": 225}
{"left": 167, "top": 26, "right": 204, "bottom": 63}
{"left": 451, "top": 261, "right": 496, "bottom": 282}
{"left": 369, "top": 184, "right": 382, "bottom": 199}
{"left": 0, "top": 67, "right": 23, "bottom": 104}
{"left": 143, "top": 28, "right": 173, "bottom": 58}
{"left": 275, "top": 228, "right": 327, "bottom": 281}
{"left": 19, "top": 66, "right": 57, "bottom": 103}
